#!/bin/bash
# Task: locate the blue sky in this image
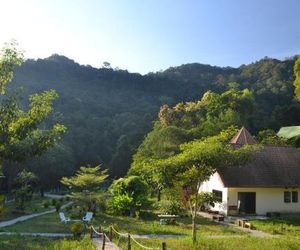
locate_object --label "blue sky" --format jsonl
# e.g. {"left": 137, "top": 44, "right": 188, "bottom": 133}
{"left": 0, "top": 0, "right": 299, "bottom": 74}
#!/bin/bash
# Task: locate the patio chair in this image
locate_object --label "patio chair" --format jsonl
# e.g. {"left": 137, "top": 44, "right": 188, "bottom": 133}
{"left": 59, "top": 212, "right": 71, "bottom": 223}
{"left": 82, "top": 212, "right": 93, "bottom": 222}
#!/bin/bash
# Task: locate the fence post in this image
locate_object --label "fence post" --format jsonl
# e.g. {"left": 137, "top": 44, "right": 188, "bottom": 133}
{"left": 162, "top": 242, "right": 167, "bottom": 250}
{"left": 127, "top": 233, "right": 131, "bottom": 250}
{"left": 98, "top": 225, "right": 102, "bottom": 235}
{"left": 90, "top": 227, "right": 93, "bottom": 239}
{"left": 102, "top": 232, "right": 106, "bottom": 250}
{"left": 109, "top": 225, "right": 113, "bottom": 241}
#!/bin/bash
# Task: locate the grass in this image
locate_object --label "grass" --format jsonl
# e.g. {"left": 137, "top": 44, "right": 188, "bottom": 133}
{"left": 117, "top": 236, "right": 300, "bottom": 250}
{"left": 251, "top": 215, "right": 300, "bottom": 236}
{"left": 92, "top": 212, "right": 243, "bottom": 236}
{"left": 0, "top": 195, "right": 62, "bottom": 221}
{"left": 0, "top": 212, "right": 71, "bottom": 233}
{"left": 0, "top": 235, "right": 96, "bottom": 250}
{"left": 1, "top": 209, "right": 243, "bottom": 236}
{"left": 2, "top": 207, "right": 300, "bottom": 249}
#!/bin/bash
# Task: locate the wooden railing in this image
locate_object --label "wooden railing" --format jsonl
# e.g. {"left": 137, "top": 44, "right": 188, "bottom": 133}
{"left": 90, "top": 224, "right": 167, "bottom": 250}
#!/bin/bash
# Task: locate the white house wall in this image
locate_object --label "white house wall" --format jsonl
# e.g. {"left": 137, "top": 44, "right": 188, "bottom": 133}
{"left": 228, "top": 187, "right": 300, "bottom": 215}
{"left": 199, "top": 172, "right": 228, "bottom": 215}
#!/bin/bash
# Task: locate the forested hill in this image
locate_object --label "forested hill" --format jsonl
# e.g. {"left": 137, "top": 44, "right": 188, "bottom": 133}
{"left": 10, "top": 54, "right": 300, "bottom": 187}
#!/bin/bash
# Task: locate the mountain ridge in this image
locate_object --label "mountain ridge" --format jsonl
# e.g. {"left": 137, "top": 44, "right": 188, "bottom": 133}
{"left": 7, "top": 54, "right": 300, "bottom": 187}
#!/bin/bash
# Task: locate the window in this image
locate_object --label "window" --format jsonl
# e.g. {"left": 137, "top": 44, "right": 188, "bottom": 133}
{"left": 284, "top": 191, "right": 291, "bottom": 203}
{"left": 284, "top": 191, "right": 298, "bottom": 203}
{"left": 212, "top": 189, "right": 222, "bottom": 202}
{"left": 292, "top": 191, "right": 298, "bottom": 203}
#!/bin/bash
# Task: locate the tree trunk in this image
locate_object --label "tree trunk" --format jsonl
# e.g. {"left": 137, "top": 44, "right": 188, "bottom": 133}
{"left": 192, "top": 213, "right": 197, "bottom": 243}
{"left": 40, "top": 187, "right": 44, "bottom": 197}
{"left": 157, "top": 189, "right": 161, "bottom": 201}
{"left": 192, "top": 186, "right": 199, "bottom": 244}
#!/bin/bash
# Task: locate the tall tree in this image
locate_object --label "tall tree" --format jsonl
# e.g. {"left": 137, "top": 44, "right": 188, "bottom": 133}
{"left": 61, "top": 165, "right": 108, "bottom": 214}
{"left": 0, "top": 42, "right": 66, "bottom": 191}
{"left": 13, "top": 170, "right": 38, "bottom": 211}
{"left": 153, "top": 128, "right": 257, "bottom": 243}
{"left": 0, "top": 41, "right": 23, "bottom": 94}
{"left": 130, "top": 89, "right": 255, "bottom": 199}
{"left": 294, "top": 56, "right": 300, "bottom": 101}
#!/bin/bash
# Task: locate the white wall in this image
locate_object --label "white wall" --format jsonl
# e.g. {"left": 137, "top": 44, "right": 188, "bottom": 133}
{"left": 228, "top": 187, "right": 300, "bottom": 215}
{"left": 199, "top": 172, "right": 228, "bottom": 215}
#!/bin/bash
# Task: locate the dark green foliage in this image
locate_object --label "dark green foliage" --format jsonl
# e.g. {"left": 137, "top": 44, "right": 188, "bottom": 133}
{"left": 157, "top": 199, "right": 185, "bottom": 215}
{"left": 43, "top": 201, "right": 50, "bottom": 208}
{"left": 257, "top": 129, "right": 288, "bottom": 146}
{"left": 294, "top": 56, "right": 300, "bottom": 100}
{"left": 12, "top": 170, "right": 38, "bottom": 210}
{"left": 70, "top": 222, "right": 85, "bottom": 238}
{"left": 61, "top": 165, "right": 108, "bottom": 213}
{"left": 51, "top": 199, "right": 57, "bottom": 206}
{"left": 0, "top": 45, "right": 66, "bottom": 194}
{"left": 7, "top": 54, "right": 300, "bottom": 185}
{"left": 55, "top": 201, "right": 61, "bottom": 212}
{"left": 108, "top": 175, "right": 149, "bottom": 216}
{"left": 0, "top": 195, "right": 6, "bottom": 217}
{"left": 129, "top": 89, "right": 256, "bottom": 196}
{"left": 0, "top": 41, "right": 23, "bottom": 94}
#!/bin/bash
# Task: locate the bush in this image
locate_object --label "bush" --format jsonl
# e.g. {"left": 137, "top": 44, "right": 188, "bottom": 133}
{"left": 51, "top": 199, "right": 57, "bottom": 206}
{"left": 157, "top": 199, "right": 185, "bottom": 215}
{"left": 55, "top": 201, "right": 62, "bottom": 212}
{"left": 65, "top": 205, "right": 72, "bottom": 212}
{"left": 108, "top": 176, "right": 150, "bottom": 216}
{"left": 108, "top": 194, "right": 134, "bottom": 216}
{"left": 43, "top": 201, "right": 50, "bottom": 208}
{"left": 70, "top": 212, "right": 80, "bottom": 219}
{"left": 0, "top": 195, "right": 7, "bottom": 217}
{"left": 70, "top": 222, "right": 85, "bottom": 238}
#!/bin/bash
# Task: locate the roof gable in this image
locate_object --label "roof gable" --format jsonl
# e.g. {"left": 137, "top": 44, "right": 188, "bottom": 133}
{"left": 230, "top": 127, "right": 256, "bottom": 146}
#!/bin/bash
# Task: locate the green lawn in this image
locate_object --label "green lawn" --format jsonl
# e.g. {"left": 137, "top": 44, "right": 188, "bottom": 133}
{"left": 0, "top": 212, "right": 71, "bottom": 233}
{"left": 251, "top": 216, "right": 300, "bottom": 236}
{"left": 0, "top": 235, "right": 95, "bottom": 250}
{"left": 3, "top": 209, "right": 300, "bottom": 250}
{"left": 92, "top": 212, "right": 243, "bottom": 236}
{"left": 1, "top": 210, "right": 243, "bottom": 237}
{"left": 0, "top": 196, "right": 61, "bottom": 222}
{"left": 117, "top": 236, "right": 300, "bottom": 250}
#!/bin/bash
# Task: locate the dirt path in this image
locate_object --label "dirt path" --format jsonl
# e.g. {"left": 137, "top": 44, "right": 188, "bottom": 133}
{"left": 92, "top": 238, "right": 120, "bottom": 250}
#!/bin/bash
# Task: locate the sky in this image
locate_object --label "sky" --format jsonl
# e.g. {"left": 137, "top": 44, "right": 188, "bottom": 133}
{"left": 0, "top": 0, "right": 299, "bottom": 74}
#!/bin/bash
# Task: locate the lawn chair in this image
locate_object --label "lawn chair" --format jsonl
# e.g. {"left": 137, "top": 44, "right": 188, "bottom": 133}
{"left": 82, "top": 212, "right": 93, "bottom": 222}
{"left": 59, "top": 212, "right": 71, "bottom": 223}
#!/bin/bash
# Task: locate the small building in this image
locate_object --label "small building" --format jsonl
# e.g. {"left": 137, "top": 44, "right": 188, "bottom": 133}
{"left": 199, "top": 127, "right": 300, "bottom": 215}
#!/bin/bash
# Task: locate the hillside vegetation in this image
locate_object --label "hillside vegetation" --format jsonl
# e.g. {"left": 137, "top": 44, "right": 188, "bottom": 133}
{"left": 7, "top": 55, "right": 300, "bottom": 188}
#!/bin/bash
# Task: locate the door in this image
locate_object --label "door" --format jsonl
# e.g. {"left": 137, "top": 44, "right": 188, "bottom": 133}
{"left": 238, "top": 192, "right": 256, "bottom": 214}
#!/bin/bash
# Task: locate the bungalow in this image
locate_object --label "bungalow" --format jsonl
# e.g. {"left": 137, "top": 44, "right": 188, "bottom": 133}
{"left": 199, "top": 127, "right": 300, "bottom": 216}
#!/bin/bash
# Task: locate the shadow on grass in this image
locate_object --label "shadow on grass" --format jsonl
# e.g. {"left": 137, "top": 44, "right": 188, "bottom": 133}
{"left": 92, "top": 212, "right": 241, "bottom": 236}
